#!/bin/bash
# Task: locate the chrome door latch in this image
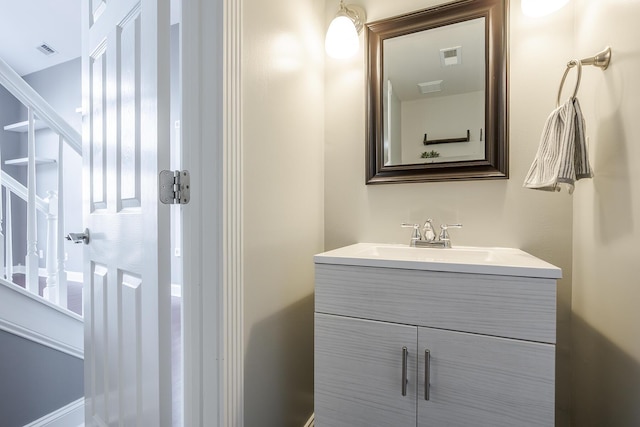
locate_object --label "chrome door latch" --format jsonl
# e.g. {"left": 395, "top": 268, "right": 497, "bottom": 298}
{"left": 159, "top": 170, "right": 190, "bottom": 205}
{"left": 66, "top": 228, "right": 90, "bottom": 244}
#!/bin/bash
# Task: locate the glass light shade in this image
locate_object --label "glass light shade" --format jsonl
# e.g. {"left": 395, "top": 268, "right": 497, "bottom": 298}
{"left": 521, "top": 0, "right": 570, "bottom": 17}
{"left": 325, "top": 15, "right": 359, "bottom": 59}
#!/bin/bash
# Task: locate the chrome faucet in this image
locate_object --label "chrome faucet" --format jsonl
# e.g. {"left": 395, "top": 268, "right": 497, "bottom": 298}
{"left": 422, "top": 219, "right": 436, "bottom": 242}
{"left": 402, "top": 220, "right": 462, "bottom": 248}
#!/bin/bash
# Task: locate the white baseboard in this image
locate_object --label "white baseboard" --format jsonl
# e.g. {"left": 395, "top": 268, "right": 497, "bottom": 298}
{"left": 24, "top": 397, "right": 84, "bottom": 427}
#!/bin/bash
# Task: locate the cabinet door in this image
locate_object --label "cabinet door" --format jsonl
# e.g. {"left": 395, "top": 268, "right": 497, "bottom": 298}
{"left": 417, "top": 327, "right": 555, "bottom": 426}
{"left": 315, "top": 313, "right": 417, "bottom": 427}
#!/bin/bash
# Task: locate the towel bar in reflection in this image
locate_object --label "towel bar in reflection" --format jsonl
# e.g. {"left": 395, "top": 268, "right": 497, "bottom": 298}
{"left": 423, "top": 129, "right": 470, "bottom": 145}
{"left": 557, "top": 46, "right": 611, "bottom": 107}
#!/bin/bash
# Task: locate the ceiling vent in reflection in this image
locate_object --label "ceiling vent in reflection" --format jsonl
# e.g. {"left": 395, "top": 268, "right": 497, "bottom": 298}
{"left": 36, "top": 42, "right": 58, "bottom": 56}
{"left": 418, "top": 80, "right": 443, "bottom": 94}
{"left": 440, "top": 46, "right": 462, "bottom": 66}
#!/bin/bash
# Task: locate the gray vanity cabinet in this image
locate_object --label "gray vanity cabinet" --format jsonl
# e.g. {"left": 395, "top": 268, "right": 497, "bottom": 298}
{"left": 314, "top": 262, "right": 557, "bottom": 427}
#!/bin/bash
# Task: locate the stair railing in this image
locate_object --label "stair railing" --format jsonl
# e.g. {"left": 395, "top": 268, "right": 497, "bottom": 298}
{"left": 0, "top": 57, "right": 81, "bottom": 154}
{"left": 0, "top": 171, "right": 63, "bottom": 301}
{"left": 0, "top": 55, "right": 81, "bottom": 312}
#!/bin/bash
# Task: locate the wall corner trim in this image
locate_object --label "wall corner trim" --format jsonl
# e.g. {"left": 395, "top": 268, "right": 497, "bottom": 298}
{"left": 223, "top": 0, "right": 245, "bottom": 426}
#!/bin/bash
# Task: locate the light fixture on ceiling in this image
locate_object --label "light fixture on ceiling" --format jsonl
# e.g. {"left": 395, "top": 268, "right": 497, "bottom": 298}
{"left": 325, "top": 0, "right": 366, "bottom": 59}
{"left": 521, "top": 0, "right": 570, "bottom": 17}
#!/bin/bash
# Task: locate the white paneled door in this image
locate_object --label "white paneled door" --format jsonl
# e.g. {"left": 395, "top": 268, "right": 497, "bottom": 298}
{"left": 82, "top": 0, "right": 172, "bottom": 425}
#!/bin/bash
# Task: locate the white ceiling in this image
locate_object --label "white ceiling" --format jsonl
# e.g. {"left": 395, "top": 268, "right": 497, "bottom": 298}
{"left": 0, "top": 0, "right": 181, "bottom": 77}
{"left": 384, "top": 18, "right": 486, "bottom": 102}
{"left": 0, "top": 0, "right": 82, "bottom": 76}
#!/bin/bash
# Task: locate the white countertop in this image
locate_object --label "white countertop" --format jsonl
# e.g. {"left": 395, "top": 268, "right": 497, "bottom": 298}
{"left": 315, "top": 243, "right": 562, "bottom": 279}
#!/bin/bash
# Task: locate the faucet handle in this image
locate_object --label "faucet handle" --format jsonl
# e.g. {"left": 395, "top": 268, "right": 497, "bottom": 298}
{"left": 440, "top": 223, "right": 462, "bottom": 230}
{"left": 439, "top": 223, "right": 462, "bottom": 243}
{"left": 401, "top": 223, "right": 422, "bottom": 245}
{"left": 422, "top": 219, "right": 436, "bottom": 242}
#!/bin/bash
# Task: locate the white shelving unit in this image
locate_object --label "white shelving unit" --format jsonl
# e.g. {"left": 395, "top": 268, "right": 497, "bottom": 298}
{"left": 3, "top": 119, "right": 48, "bottom": 133}
{"left": 3, "top": 120, "right": 56, "bottom": 166}
{"left": 5, "top": 158, "right": 56, "bottom": 166}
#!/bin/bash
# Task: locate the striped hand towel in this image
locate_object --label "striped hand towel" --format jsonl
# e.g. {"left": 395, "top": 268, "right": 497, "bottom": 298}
{"left": 523, "top": 97, "right": 593, "bottom": 194}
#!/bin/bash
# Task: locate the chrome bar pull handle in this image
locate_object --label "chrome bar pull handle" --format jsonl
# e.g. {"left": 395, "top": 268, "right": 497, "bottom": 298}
{"left": 401, "top": 346, "right": 408, "bottom": 396}
{"left": 424, "top": 350, "right": 431, "bottom": 401}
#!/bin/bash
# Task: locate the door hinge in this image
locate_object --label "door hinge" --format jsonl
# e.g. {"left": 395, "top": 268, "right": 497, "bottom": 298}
{"left": 159, "top": 170, "right": 190, "bottom": 204}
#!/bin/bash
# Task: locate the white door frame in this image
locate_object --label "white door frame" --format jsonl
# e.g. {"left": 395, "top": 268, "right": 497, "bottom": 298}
{"left": 181, "top": 0, "right": 244, "bottom": 426}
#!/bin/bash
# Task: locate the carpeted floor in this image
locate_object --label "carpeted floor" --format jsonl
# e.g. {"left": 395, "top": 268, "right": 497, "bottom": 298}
{"left": 10, "top": 273, "right": 83, "bottom": 315}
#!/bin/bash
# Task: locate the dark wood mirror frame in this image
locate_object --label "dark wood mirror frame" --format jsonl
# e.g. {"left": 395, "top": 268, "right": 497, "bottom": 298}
{"left": 366, "top": 0, "right": 508, "bottom": 184}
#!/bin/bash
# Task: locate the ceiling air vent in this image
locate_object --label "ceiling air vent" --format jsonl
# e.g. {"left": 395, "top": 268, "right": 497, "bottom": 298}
{"left": 440, "top": 46, "right": 462, "bottom": 66}
{"left": 36, "top": 43, "right": 58, "bottom": 56}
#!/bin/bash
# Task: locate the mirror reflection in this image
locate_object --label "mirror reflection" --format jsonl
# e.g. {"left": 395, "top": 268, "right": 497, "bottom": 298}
{"left": 383, "top": 18, "right": 486, "bottom": 166}
{"left": 366, "top": 0, "right": 507, "bottom": 184}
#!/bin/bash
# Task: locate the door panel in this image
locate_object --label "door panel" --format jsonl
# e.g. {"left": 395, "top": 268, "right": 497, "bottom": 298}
{"left": 118, "top": 12, "right": 141, "bottom": 208}
{"left": 88, "top": 263, "right": 108, "bottom": 424}
{"left": 89, "top": 47, "right": 106, "bottom": 211}
{"left": 82, "top": 0, "right": 171, "bottom": 425}
{"left": 120, "top": 271, "right": 142, "bottom": 426}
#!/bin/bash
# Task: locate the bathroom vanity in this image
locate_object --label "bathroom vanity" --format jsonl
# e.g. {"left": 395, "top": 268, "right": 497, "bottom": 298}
{"left": 314, "top": 243, "right": 561, "bottom": 426}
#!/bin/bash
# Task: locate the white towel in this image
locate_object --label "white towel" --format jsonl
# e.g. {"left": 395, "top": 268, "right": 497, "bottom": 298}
{"left": 523, "top": 97, "right": 593, "bottom": 194}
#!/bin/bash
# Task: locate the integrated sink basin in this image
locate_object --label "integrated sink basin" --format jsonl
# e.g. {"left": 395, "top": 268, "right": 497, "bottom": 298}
{"left": 315, "top": 243, "right": 561, "bottom": 278}
{"left": 355, "top": 245, "right": 494, "bottom": 263}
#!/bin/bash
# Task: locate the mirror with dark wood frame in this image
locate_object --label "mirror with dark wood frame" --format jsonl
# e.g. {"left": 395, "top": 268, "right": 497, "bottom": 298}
{"left": 366, "top": 0, "right": 508, "bottom": 184}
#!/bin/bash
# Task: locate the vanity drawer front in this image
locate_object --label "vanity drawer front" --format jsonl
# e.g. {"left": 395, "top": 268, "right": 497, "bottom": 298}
{"left": 315, "top": 263, "right": 556, "bottom": 343}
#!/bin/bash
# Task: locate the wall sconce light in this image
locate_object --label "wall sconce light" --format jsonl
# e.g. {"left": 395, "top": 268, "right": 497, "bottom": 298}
{"left": 325, "top": 1, "right": 366, "bottom": 59}
{"left": 521, "top": 0, "right": 570, "bottom": 17}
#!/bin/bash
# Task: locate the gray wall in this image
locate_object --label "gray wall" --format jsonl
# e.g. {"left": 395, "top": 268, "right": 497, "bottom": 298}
{"left": 0, "top": 330, "right": 83, "bottom": 426}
